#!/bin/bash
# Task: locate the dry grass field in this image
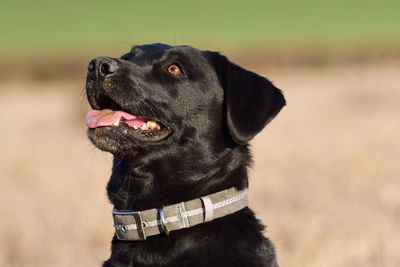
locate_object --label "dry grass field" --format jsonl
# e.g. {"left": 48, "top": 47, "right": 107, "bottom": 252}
{"left": 1, "top": 62, "right": 399, "bottom": 266}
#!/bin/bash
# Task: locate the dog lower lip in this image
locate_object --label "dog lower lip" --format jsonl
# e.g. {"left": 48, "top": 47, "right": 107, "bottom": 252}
{"left": 92, "top": 123, "right": 171, "bottom": 142}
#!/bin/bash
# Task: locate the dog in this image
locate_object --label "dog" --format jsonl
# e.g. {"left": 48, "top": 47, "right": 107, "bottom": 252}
{"left": 85, "top": 43, "right": 285, "bottom": 267}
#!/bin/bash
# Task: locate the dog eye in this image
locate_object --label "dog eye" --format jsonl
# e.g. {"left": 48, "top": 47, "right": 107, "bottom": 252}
{"left": 167, "top": 64, "right": 183, "bottom": 76}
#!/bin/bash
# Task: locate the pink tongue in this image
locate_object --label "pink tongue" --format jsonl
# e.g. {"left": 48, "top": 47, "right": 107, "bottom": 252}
{"left": 85, "top": 109, "right": 148, "bottom": 129}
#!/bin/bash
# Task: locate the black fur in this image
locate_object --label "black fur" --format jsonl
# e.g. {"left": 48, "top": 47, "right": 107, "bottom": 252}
{"left": 85, "top": 43, "right": 285, "bottom": 267}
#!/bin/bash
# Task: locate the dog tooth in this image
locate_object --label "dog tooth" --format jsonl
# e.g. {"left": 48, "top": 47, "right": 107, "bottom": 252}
{"left": 133, "top": 126, "right": 138, "bottom": 130}
{"left": 113, "top": 119, "right": 120, "bottom": 126}
{"left": 141, "top": 123, "right": 149, "bottom": 130}
{"left": 147, "top": 120, "right": 158, "bottom": 129}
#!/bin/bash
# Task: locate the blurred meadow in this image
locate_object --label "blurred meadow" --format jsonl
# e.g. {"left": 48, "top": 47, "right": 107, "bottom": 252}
{"left": 1, "top": 1, "right": 399, "bottom": 266}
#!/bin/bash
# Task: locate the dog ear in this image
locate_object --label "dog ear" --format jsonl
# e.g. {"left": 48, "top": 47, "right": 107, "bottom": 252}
{"left": 210, "top": 52, "right": 286, "bottom": 145}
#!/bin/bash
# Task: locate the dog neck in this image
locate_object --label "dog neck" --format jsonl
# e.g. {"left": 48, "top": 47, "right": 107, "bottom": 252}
{"left": 107, "top": 145, "right": 251, "bottom": 212}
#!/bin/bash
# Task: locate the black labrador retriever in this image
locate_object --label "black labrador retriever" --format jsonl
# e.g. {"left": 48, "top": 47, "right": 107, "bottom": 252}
{"left": 85, "top": 43, "right": 285, "bottom": 267}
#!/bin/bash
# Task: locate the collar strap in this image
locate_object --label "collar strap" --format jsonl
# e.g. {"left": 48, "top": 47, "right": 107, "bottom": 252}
{"left": 112, "top": 187, "right": 248, "bottom": 241}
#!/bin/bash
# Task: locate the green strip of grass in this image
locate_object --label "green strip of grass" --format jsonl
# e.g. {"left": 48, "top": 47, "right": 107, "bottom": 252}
{"left": 1, "top": 0, "right": 399, "bottom": 56}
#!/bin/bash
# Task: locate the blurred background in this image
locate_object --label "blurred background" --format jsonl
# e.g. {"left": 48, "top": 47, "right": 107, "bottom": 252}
{"left": 1, "top": 1, "right": 399, "bottom": 266}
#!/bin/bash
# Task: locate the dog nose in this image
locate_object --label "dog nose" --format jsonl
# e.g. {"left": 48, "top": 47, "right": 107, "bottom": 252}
{"left": 87, "top": 57, "right": 119, "bottom": 78}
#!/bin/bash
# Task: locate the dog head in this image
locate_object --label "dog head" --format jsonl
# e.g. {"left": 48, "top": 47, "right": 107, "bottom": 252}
{"left": 86, "top": 43, "right": 285, "bottom": 160}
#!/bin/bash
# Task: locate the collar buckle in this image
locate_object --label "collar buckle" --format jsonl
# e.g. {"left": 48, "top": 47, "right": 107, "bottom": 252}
{"left": 112, "top": 210, "right": 147, "bottom": 241}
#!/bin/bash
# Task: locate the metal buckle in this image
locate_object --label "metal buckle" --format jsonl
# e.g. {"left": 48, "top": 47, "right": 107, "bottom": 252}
{"left": 112, "top": 210, "right": 147, "bottom": 241}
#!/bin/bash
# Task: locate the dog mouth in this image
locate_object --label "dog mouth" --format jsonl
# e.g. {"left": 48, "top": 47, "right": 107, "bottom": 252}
{"left": 86, "top": 94, "right": 171, "bottom": 142}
